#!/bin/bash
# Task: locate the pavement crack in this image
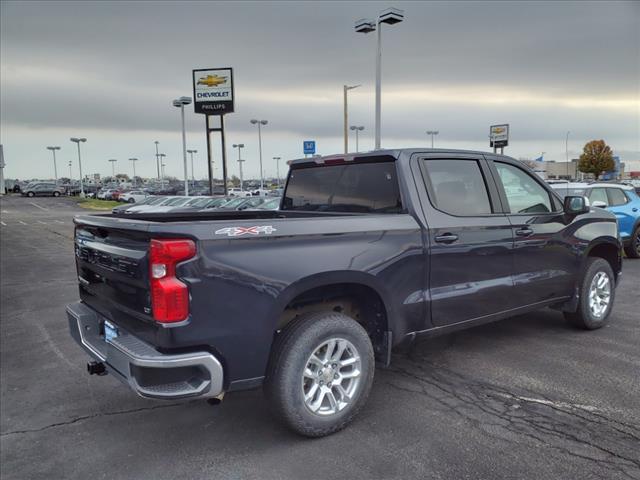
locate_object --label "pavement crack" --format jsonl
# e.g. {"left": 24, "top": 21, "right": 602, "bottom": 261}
{"left": 0, "top": 402, "right": 188, "bottom": 437}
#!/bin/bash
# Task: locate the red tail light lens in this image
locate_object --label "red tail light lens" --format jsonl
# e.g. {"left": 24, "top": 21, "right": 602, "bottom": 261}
{"left": 149, "top": 238, "right": 196, "bottom": 323}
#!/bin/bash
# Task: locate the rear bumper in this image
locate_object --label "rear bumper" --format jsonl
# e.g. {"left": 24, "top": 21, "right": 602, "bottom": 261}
{"left": 67, "top": 301, "right": 224, "bottom": 400}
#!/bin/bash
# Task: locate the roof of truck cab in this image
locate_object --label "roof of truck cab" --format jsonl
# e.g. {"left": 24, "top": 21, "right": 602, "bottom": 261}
{"left": 287, "top": 148, "right": 511, "bottom": 166}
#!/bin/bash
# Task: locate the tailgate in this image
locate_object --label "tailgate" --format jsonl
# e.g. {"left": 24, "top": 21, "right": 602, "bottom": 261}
{"left": 74, "top": 216, "right": 154, "bottom": 326}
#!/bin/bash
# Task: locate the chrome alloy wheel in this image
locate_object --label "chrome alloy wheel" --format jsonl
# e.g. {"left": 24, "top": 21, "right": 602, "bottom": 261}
{"left": 302, "top": 338, "right": 362, "bottom": 416}
{"left": 588, "top": 271, "right": 611, "bottom": 318}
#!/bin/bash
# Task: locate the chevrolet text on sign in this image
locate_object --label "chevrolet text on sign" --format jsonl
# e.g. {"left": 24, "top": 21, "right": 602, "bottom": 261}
{"left": 193, "top": 68, "right": 234, "bottom": 115}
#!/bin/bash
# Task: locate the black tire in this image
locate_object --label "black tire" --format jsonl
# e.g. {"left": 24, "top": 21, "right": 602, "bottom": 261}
{"left": 53, "top": 191, "right": 60, "bottom": 197}
{"left": 623, "top": 227, "right": 640, "bottom": 259}
{"left": 128, "top": 198, "right": 135, "bottom": 203}
{"left": 27, "top": 191, "right": 35, "bottom": 197}
{"left": 265, "top": 311, "right": 375, "bottom": 437}
{"left": 564, "top": 257, "right": 615, "bottom": 330}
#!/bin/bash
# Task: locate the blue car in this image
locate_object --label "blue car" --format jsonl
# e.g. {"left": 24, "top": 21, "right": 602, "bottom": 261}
{"left": 551, "top": 182, "right": 640, "bottom": 258}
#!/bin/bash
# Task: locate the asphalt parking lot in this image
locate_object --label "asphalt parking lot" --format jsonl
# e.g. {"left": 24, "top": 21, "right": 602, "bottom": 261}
{"left": 1, "top": 195, "right": 639, "bottom": 480}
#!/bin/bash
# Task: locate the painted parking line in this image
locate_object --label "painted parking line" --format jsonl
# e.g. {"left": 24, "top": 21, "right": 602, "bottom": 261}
{"left": 0, "top": 221, "right": 6, "bottom": 226}
{"left": 54, "top": 220, "right": 65, "bottom": 224}
{"left": 19, "top": 221, "right": 27, "bottom": 225}
{"left": 37, "top": 220, "right": 48, "bottom": 225}
{"left": 29, "top": 202, "right": 48, "bottom": 211}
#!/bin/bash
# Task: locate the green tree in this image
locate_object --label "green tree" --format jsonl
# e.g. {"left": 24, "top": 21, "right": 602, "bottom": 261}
{"left": 230, "top": 175, "right": 240, "bottom": 187}
{"left": 578, "top": 140, "right": 615, "bottom": 180}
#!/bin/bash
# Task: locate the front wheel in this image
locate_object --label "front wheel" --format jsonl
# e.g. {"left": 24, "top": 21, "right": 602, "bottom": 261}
{"left": 53, "top": 191, "right": 60, "bottom": 197}
{"left": 27, "top": 191, "right": 35, "bottom": 197}
{"left": 623, "top": 227, "right": 640, "bottom": 259}
{"left": 128, "top": 198, "right": 135, "bottom": 203}
{"left": 265, "top": 311, "right": 375, "bottom": 437}
{"left": 564, "top": 257, "right": 616, "bottom": 329}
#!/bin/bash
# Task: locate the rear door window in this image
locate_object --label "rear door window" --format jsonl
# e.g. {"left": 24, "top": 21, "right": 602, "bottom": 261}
{"left": 422, "top": 159, "right": 493, "bottom": 215}
{"left": 607, "top": 188, "right": 628, "bottom": 206}
{"left": 588, "top": 188, "right": 609, "bottom": 206}
{"left": 495, "top": 162, "right": 553, "bottom": 214}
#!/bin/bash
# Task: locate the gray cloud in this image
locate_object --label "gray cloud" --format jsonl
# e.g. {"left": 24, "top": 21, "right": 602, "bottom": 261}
{"left": 1, "top": 0, "right": 638, "bottom": 180}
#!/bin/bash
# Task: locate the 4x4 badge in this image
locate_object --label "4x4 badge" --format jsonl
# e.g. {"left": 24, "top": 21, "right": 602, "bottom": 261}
{"left": 215, "top": 226, "right": 277, "bottom": 237}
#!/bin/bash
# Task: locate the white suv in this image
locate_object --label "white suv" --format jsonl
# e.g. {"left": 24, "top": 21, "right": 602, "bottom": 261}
{"left": 120, "top": 191, "right": 149, "bottom": 203}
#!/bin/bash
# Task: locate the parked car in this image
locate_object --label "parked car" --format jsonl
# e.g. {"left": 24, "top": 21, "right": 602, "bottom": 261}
{"left": 228, "top": 188, "right": 252, "bottom": 197}
{"left": 68, "top": 149, "right": 622, "bottom": 437}
{"left": 136, "top": 196, "right": 193, "bottom": 213}
{"left": 119, "top": 190, "right": 149, "bottom": 203}
{"left": 112, "top": 195, "right": 159, "bottom": 214}
{"left": 215, "top": 196, "right": 267, "bottom": 211}
{"left": 551, "top": 182, "right": 640, "bottom": 258}
{"left": 120, "top": 196, "right": 178, "bottom": 214}
{"left": 250, "top": 197, "right": 281, "bottom": 211}
{"left": 21, "top": 182, "right": 64, "bottom": 197}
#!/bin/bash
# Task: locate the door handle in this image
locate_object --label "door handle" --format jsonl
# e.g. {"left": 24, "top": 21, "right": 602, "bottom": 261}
{"left": 434, "top": 233, "right": 459, "bottom": 244}
{"left": 515, "top": 227, "right": 534, "bottom": 237}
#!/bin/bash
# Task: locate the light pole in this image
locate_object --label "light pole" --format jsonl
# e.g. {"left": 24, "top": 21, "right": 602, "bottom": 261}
{"left": 343, "top": 85, "right": 361, "bottom": 153}
{"left": 68, "top": 160, "right": 72, "bottom": 181}
{"left": 158, "top": 153, "right": 166, "bottom": 189}
{"left": 129, "top": 158, "right": 138, "bottom": 186}
{"left": 70, "top": 138, "right": 87, "bottom": 197}
{"left": 250, "top": 119, "right": 268, "bottom": 190}
{"left": 173, "top": 96, "right": 192, "bottom": 195}
{"left": 350, "top": 126, "right": 364, "bottom": 152}
{"left": 46, "top": 146, "right": 61, "bottom": 184}
{"left": 426, "top": 130, "right": 439, "bottom": 148}
{"left": 187, "top": 149, "right": 197, "bottom": 187}
{"left": 355, "top": 8, "right": 404, "bottom": 150}
{"left": 565, "top": 131, "right": 571, "bottom": 180}
{"left": 232, "top": 144, "right": 245, "bottom": 191}
{"left": 108, "top": 158, "right": 117, "bottom": 179}
{"left": 273, "top": 157, "right": 282, "bottom": 188}
{"left": 154, "top": 141, "right": 160, "bottom": 180}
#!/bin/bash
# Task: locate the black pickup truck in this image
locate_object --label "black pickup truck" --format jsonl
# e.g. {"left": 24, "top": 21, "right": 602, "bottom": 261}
{"left": 67, "top": 149, "right": 622, "bottom": 436}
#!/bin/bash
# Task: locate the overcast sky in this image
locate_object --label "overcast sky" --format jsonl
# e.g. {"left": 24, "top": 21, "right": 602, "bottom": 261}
{"left": 1, "top": 0, "right": 638, "bottom": 181}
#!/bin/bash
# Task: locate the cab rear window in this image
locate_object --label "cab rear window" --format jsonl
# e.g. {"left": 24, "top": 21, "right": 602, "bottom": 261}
{"left": 282, "top": 161, "right": 402, "bottom": 213}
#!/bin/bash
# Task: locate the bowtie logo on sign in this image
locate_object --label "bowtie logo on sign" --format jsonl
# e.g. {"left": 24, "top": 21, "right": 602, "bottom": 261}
{"left": 215, "top": 226, "right": 277, "bottom": 237}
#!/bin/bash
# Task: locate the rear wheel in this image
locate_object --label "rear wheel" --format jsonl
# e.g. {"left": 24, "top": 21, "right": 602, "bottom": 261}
{"left": 27, "top": 191, "right": 35, "bottom": 197}
{"left": 623, "top": 227, "right": 640, "bottom": 259}
{"left": 265, "top": 311, "right": 375, "bottom": 437}
{"left": 128, "top": 198, "right": 135, "bottom": 203}
{"left": 53, "top": 191, "right": 60, "bottom": 197}
{"left": 564, "top": 257, "right": 615, "bottom": 329}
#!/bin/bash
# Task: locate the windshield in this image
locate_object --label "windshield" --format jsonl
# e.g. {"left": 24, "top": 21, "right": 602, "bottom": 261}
{"left": 221, "top": 198, "right": 247, "bottom": 208}
{"left": 202, "top": 197, "right": 230, "bottom": 208}
{"left": 185, "top": 197, "right": 212, "bottom": 207}
{"left": 282, "top": 161, "right": 403, "bottom": 213}
{"left": 256, "top": 198, "right": 281, "bottom": 210}
{"left": 164, "top": 197, "right": 191, "bottom": 206}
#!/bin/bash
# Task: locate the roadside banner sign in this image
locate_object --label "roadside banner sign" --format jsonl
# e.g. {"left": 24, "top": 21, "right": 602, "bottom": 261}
{"left": 193, "top": 68, "right": 234, "bottom": 115}
{"left": 489, "top": 124, "right": 509, "bottom": 148}
{"left": 303, "top": 140, "right": 316, "bottom": 155}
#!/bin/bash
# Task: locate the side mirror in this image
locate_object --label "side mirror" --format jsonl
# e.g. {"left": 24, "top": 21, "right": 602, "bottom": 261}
{"left": 591, "top": 200, "right": 607, "bottom": 209}
{"left": 564, "top": 195, "right": 589, "bottom": 215}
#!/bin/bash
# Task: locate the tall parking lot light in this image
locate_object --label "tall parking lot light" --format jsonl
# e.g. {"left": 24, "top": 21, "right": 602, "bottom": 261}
{"left": 350, "top": 126, "right": 364, "bottom": 152}
{"left": 426, "top": 130, "right": 439, "bottom": 148}
{"left": 273, "top": 157, "right": 282, "bottom": 188}
{"left": 232, "top": 144, "right": 245, "bottom": 191}
{"left": 154, "top": 141, "right": 161, "bottom": 180}
{"left": 70, "top": 137, "right": 87, "bottom": 197}
{"left": 355, "top": 7, "right": 404, "bottom": 150}
{"left": 250, "top": 119, "right": 268, "bottom": 190}
{"left": 108, "top": 158, "right": 117, "bottom": 178}
{"left": 46, "top": 146, "right": 61, "bottom": 184}
{"left": 173, "top": 96, "right": 192, "bottom": 196}
{"left": 129, "top": 158, "right": 138, "bottom": 186}
{"left": 68, "top": 160, "right": 73, "bottom": 181}
{"left": 158, "top": 153, "right": 166, "bottom": 189}
{"left": 187, "top": 149, "right": 197, "bottom": 187}
{"left": 343, "top": 85, "right": 361, "bottom": 153}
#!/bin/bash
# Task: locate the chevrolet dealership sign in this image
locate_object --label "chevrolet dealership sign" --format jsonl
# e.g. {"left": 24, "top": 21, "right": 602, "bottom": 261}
{"left": 193, "top": 68, "right": 234, "bottom": 115}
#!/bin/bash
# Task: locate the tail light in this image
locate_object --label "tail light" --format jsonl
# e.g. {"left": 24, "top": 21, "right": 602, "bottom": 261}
{"left": 149, "top": 238, "right": 196, "bottom": 323}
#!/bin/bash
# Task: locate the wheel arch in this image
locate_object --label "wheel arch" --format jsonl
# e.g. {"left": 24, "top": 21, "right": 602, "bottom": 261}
{"left": 268, "top": 271, "right": 395, "bottom": 363}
